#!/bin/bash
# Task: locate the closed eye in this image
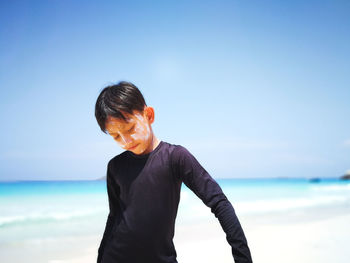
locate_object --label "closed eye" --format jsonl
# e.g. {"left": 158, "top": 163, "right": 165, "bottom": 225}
{"left": 128, "top": 125, "right": 135, "bottom": 132}
{"left": 112, "top": 125, "right": 134, "bottom": 140}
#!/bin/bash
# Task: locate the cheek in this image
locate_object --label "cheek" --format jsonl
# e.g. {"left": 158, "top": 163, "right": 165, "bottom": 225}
{"left": 131, "top": 123, "right": 150, "bottom": 141}
{"left": 114, "top": 138, "right": 127, "bottom": 147}
{"left": 120, "top": 141, "right": 128, "bottom": 146}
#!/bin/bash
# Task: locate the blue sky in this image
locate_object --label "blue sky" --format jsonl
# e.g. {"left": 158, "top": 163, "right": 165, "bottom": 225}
{"left": 0, "top": 0, "right": 349, "bottom": 180}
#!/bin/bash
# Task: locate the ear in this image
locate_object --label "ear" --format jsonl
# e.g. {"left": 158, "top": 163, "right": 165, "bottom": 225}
{"left": 144, "top": 106, "right": 155, "bottom": 124}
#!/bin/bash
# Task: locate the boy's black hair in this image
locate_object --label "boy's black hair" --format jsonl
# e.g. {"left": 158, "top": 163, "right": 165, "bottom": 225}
{"left": 95, "top": 81, "right": 147, "bottom": 133}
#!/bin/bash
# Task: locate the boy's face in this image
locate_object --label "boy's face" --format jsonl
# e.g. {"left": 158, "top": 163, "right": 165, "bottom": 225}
{"left": 105, "top": 108, "right": 155, "bottom": 155}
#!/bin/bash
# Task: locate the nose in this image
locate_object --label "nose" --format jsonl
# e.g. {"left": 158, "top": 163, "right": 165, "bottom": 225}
{"left": 119, "top": 134, "right": 133, "bottom": 146}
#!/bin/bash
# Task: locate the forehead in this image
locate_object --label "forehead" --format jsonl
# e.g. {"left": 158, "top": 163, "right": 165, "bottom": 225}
{"left": 105, "top": 112, "right": 144, "bottom": 133}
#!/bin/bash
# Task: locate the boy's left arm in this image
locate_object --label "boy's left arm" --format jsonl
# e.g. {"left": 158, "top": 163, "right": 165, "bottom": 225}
{"left": 171, "top": 145, "right": 253, "bottom": 263}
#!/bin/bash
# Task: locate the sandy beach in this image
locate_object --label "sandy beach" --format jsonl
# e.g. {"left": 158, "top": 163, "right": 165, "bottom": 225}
{"left": 175, "top": 212, "right": 350, "bottom": 263}
{"left": 53, "top": 206, "right": 350, "bottom": 263}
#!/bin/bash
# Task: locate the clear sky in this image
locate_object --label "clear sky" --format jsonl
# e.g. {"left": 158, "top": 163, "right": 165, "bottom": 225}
{"left": 0, "top": 0, "right": 349, "bottom": 180}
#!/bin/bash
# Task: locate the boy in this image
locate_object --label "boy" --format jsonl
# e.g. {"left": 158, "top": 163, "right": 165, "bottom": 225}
{"left": 95, "top": 81, "right": 253, "bottom": 263}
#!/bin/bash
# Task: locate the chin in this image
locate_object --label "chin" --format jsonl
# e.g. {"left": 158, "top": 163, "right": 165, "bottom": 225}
{"left": 130, "top": 145, "right": 143, "bottom": 155}
{"left": 136, "top": 145, "right": 150, "bottom": 155}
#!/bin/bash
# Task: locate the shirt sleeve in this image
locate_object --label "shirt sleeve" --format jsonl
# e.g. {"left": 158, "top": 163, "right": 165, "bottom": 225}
{"left": 171, "top": 145, "right": 253, "bottom": 263}
{"left": 97, "top": 160, "right": 122, "bottom": 263}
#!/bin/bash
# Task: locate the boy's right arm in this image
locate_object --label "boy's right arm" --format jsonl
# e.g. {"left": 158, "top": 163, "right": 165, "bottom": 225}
{"left": 97, "top": 161, "right": 121, "bottom": 263}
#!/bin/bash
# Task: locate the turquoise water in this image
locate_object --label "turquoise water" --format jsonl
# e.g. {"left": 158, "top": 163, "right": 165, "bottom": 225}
{"left": 1, "top": 178, "right": 350, "bottom": 243}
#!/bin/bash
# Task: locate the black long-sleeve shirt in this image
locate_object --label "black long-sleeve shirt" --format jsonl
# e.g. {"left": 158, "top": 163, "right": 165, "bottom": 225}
{"left": 97, "top": 141, "right": 252, "bottom": 263}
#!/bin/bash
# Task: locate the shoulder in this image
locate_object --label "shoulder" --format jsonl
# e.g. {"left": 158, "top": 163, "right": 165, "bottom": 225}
{"left": 170, "top": 144, "right": 190, "bottom": 158}
{"left": 161, "top": 141, "right": 188, "bottom": 156}
{"left": 167, "top": 143, "right": 196, "bottom": 167}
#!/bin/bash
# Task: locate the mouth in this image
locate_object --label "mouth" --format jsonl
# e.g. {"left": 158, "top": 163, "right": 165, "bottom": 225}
{"left": 127, "top": 144, "right": 139, "bottom": 151}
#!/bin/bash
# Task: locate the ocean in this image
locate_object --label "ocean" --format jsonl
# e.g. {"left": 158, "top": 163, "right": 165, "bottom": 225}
{"left": 1, "top": 178, "right": 349, "bottom": 262}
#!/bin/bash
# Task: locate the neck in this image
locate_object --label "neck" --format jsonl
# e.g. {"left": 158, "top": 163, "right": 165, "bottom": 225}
{"left": 141, "top": 131, "right": 160, "bottom": 155}
{"left": 151, "top": 135, "right": 160, "bottom": 150}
